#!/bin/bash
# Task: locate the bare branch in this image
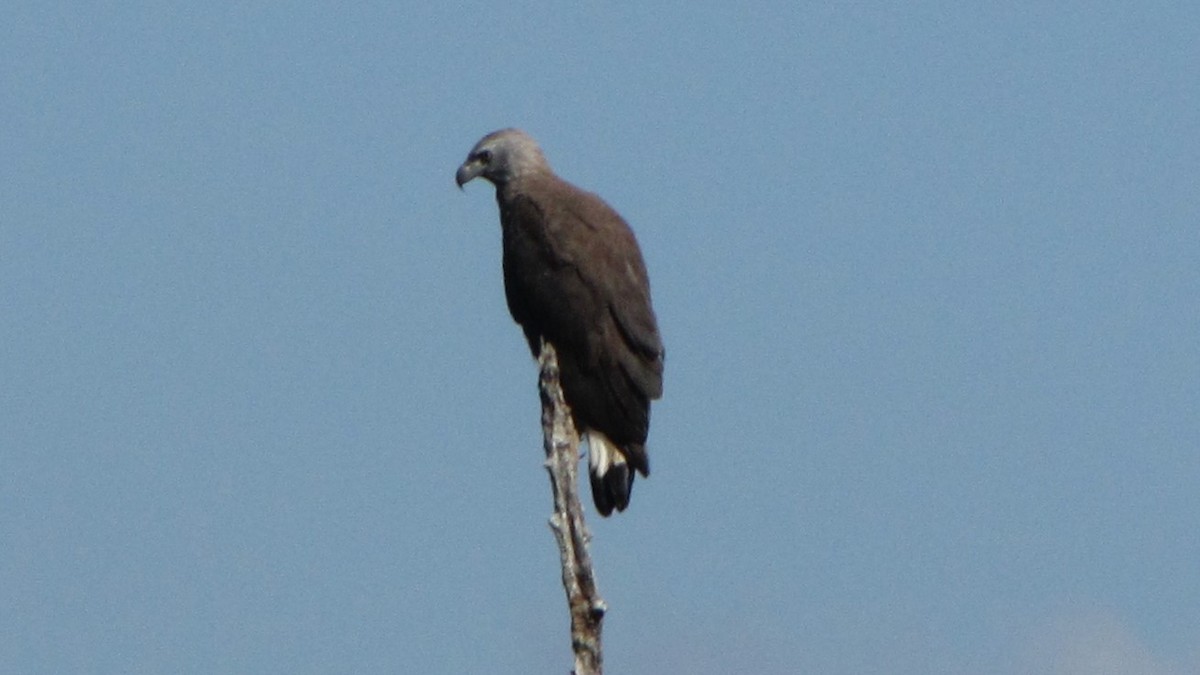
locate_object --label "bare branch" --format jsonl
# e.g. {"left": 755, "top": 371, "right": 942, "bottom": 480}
{"left": 538, "top": 342, "right": 606, "bottom": 675}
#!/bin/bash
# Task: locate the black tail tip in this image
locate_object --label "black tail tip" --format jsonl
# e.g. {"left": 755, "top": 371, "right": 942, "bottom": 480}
{"left": 589, "top": 463, "right": 634, "bottom": 517}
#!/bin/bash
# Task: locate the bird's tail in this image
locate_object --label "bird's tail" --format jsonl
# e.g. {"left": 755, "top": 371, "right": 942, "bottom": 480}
{"left": 586, "top": 431, "right": 649, "bottom": 516}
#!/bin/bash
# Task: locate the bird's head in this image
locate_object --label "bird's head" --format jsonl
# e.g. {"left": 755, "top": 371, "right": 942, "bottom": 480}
{"left": 456, "top": 128, "right": 548, "bottom": 190}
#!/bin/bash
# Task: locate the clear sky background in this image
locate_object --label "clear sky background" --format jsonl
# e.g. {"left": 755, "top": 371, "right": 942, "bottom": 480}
{"left": 2, "top": 3, "right": 1197, "bottom": 674}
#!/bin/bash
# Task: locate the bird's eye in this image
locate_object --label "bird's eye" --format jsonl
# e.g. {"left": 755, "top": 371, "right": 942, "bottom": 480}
{"left": 477, "top": 149, "right": 493, "bottom": 164}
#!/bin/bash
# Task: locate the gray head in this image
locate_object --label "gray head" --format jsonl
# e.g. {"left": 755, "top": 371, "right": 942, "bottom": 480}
{"left": 456, "top": 128, "right": 550, "bottom": 189}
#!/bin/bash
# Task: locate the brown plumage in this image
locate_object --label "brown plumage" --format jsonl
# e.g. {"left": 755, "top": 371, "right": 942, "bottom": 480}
{"left": 456, "top": 129, "right": 664, "bottom": 516}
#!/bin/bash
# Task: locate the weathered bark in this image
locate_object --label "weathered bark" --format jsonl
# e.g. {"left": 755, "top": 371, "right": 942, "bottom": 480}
{"left": 538, "top": 342, "right": 606, "bottom": 675}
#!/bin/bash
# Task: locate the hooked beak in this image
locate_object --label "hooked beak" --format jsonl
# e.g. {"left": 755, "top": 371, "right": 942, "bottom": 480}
{"left": 455, "top": 161, "right": 482, "bottom": 190}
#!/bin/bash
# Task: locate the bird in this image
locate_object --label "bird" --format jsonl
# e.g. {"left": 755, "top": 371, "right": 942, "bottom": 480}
{"left": 456, "top": 128, "right": 664, "bottom": 516}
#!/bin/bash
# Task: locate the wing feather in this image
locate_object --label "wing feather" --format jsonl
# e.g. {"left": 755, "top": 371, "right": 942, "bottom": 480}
{"left": 499, "top": 174, "right": 662, "bottom": 454}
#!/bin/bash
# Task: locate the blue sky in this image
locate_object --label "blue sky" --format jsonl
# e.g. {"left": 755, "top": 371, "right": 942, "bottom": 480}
{"left": 2, "top": 3, "right": 1197, "bottom": 674}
